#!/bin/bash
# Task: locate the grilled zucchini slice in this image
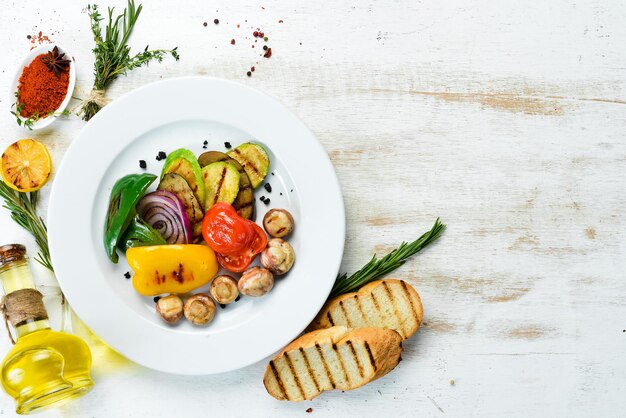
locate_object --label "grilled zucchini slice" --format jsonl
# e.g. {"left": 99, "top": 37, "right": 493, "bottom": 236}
{"left": 201, "top": 162, "right": 240, "bottom": 210}
{"left": 227, "top": 143, "right": 270, "bottom": 189}
{"left": 161, "top": 149, "right": 206, "bottom": 207}
{"left": 198, "top": 151, "right": 254, "bottom": 219}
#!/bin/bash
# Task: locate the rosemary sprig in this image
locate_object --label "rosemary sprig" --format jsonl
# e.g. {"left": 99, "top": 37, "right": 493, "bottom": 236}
{"left": 0, "top": 182, "right": 53, "bottom": 272}
{"left": 78, "top": 0, "right": 180, "bottom": 121}
{"left": 329, "top": 218, "right": 445, "bottom": 298}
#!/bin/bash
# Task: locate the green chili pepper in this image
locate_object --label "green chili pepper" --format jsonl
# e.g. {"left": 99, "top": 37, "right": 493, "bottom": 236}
{"left": 104, "top": 173, "right": 157, "bottom": 263}
{"left": 117, "top": 215, "right": 166, "bottom": 252}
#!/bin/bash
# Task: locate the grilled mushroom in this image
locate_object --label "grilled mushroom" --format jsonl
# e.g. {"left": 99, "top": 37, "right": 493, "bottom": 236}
{"left": 184, "top": 294, "right": 216, "bottom": 325}
{"left": 263, "top": 209, "right": 294, "bottom": 238}
{"left": 156, "top": 294, "right": 184, "bottom": 324}
{"left": 238, "top": 267, "right": 274, "bottom": 297}
{"left": 261, "top": 238, "right": 295, "bottom": 275}
{"left": 209, "top": 275, "right": 239, "bottom": 304}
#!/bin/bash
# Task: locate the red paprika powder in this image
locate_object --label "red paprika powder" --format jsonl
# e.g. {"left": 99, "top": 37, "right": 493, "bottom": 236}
{"left": 17, "top": 54, "right": 69, "bottom": 118}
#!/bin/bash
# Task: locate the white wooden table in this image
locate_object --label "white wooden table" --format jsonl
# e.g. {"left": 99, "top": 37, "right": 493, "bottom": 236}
{"left": 1, "top": 1, "right": 625, "bottom": 416}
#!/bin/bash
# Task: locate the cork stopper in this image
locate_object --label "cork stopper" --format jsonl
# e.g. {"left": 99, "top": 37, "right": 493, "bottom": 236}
{"left": 0, "top": 244, "right": 27, "bottom": 267}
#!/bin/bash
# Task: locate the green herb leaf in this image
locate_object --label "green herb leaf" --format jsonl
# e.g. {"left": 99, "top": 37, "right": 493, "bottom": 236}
{"left": 329, "top": 218, "right": 445, "bottom": 298}
{"left": 79, "top": 0, "right": 179, "bottom": 121}
{"left": 0, "top": 182, "right": 53, "bottom": 272}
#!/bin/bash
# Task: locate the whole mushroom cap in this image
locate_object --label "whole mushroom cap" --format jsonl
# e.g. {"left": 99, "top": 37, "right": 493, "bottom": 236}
{"left": 184, "top": 293, "right": 216, "bottom": 325}
{"left": 261, "top": 238, "right": 295, "bottom": 275}
{"left": 263, "top": 209, "right": 294, "bottom": 238}
{"left": 238, "top": 266, "right": 274, "bottom": 297}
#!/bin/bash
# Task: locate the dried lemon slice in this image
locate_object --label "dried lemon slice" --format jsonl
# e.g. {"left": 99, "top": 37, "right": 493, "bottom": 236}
{"left": 1, "top": 139, "right": 52, "bottom": 192}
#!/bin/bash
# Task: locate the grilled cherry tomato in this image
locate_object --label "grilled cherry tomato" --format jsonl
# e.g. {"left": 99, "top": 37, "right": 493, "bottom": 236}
{"left": 202, "top": 203, "right": 255, "bottom": 254}
{"left": 202, "top": 203, "right": 268, "bottom": 272}
{"left": 249, "top": 223, "right": 268, "bottom": 255}
{"left": 217, "top": 252, "right": 252, "bottom": 273}
{"left": 216, "top": 223, "right": 268, "bottom": 272}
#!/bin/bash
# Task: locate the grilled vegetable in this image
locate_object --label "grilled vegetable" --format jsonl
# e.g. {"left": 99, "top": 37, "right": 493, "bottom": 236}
{"left": 161, "top": 149, "right": 205, "bottom": 207}
{"left": 261, "top": 238, "right": 295, "bottom": 275}
{"left": 104, "top": 173, "right": 157, "bottom": 263}
{"left": 156, "top": 294, "right": 184, "bottom": 324}
{"left": 117, "top": 215, "right": 166, "bottom": 252}
{"left": 158, "top": 173, "right": 204, "bottom": 240}
{"left": 198, "top": 151, "right": 254, "bottom": 219}
{"left": 136, "top": 190, "right": 192, "bottom": 244}
{"left": 197, "top": 151, "right": 233, "bottom": 168}
{"left": 263, "top": 209, "right": 294, "bottom": 238}
{"left": 184, "top": 293, "right": 216, "bottom": 325}
{"left": 238, "top": 266, "right": 274, "bottom": 297}
{"left": 227, "top": 143, "right": 270, "bottom": 189}
{"left": 209, "top": 275, "right": 239, "bottom": 304}
{"left": 202, "top": 203, "right": 268, "bottom": 272}
{"left": 201, "top": 162, "right": 240, "bottom": 210}
{"left": 127, "top": 244, "right": 218, "bottom": 296}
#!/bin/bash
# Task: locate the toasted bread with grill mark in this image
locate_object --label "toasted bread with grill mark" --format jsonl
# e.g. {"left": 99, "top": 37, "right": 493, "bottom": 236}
{"left": 264, "top": 326, "right": 402, "bottom": 401}
{"left": 307, "top": 279, "right": 423, "bottom": 340}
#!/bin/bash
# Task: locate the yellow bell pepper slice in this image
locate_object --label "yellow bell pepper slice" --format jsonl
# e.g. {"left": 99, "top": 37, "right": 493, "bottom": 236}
{"left": 127, "top": 245, "right": 218, "bottom": 296}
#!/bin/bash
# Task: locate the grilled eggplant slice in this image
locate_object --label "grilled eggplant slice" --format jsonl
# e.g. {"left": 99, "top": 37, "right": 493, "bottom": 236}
{"left": 201, "top": 162, "right": 240, "bottom": 210}
{"left": 161, "top": 149, "right": 206, "bottom": 207}
{"left": 198, "top": 151, "right": 254, "bottom": 219}
{"left": 227, "top": 143, "right": 270, "bottom": 189}
{"left": 198, "top": 151, "right": 235, "bottom": 168}
{"left": 157, "top": 173, "right": 204, "bottom": 240}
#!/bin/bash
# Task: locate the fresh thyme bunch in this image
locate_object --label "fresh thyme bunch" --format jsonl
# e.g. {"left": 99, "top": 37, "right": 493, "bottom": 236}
{"left": 78, "top": 0, "right": 179, "bottom": 121}
{"left": 330, "top": 218, "right": 445, "bottom": 298}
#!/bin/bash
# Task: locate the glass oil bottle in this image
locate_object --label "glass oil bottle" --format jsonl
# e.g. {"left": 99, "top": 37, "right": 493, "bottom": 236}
{"left": 0, "top": 244, "right": 93, "bottom": 414}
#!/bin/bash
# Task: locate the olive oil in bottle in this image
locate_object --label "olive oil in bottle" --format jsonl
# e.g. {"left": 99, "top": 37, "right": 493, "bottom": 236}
{"left": 0, "top": 244, "right": 93, "bottom": 414}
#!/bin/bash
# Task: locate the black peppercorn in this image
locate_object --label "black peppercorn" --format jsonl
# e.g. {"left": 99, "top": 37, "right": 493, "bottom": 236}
{"left": 264, "top": 183, "right": 272, "bottom": 193}
{"left": 139, "top": 160, "right": 147, "bottom": 169}
{"left": 124, "top": 272, "right": 131, "bottom": 279}
{"left": 214, "top": 18, "right": 219, "bottom": 24}
{"left": 224, "top": 142, "right": 232, "bottom": 149}
{"left": 247, "top": 71, "right": 252, "bottom": 77}
{"left": 153, "top": 296, "right": 161, "bottom": 303}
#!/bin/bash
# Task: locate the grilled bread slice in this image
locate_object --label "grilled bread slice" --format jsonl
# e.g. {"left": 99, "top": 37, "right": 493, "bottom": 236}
{"left": 264, "top": 326, "right": 402, "bottom": 401}
{"left": 307, "top": 279, "right": 423, "bottom": 340}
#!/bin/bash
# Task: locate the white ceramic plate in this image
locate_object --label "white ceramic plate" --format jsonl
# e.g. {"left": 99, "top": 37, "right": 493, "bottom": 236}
{"left": 9, "top": 44, "right": 76, "bottom": 130}
{"left": 48, "top": 77, "right": 345, "bottom": 375}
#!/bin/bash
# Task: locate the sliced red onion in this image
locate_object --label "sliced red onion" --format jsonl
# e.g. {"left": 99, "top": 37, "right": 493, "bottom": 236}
{"left": 136, "top": 190, "right": 191, "bottom": 244}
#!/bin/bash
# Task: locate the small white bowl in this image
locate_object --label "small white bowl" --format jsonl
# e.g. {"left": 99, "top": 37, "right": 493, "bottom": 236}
{"left": 9, "top": 44, "right": 76, "bottom": 130}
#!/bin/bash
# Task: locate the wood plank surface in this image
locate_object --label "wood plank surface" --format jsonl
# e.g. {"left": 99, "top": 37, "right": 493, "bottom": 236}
{"left": 0, "top": 0, "right": 624, "bottom": 416}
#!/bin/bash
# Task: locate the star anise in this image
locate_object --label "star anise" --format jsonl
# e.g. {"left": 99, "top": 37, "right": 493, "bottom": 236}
{"left": 41, "top": 46, "right": 71, "bottom": 77}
